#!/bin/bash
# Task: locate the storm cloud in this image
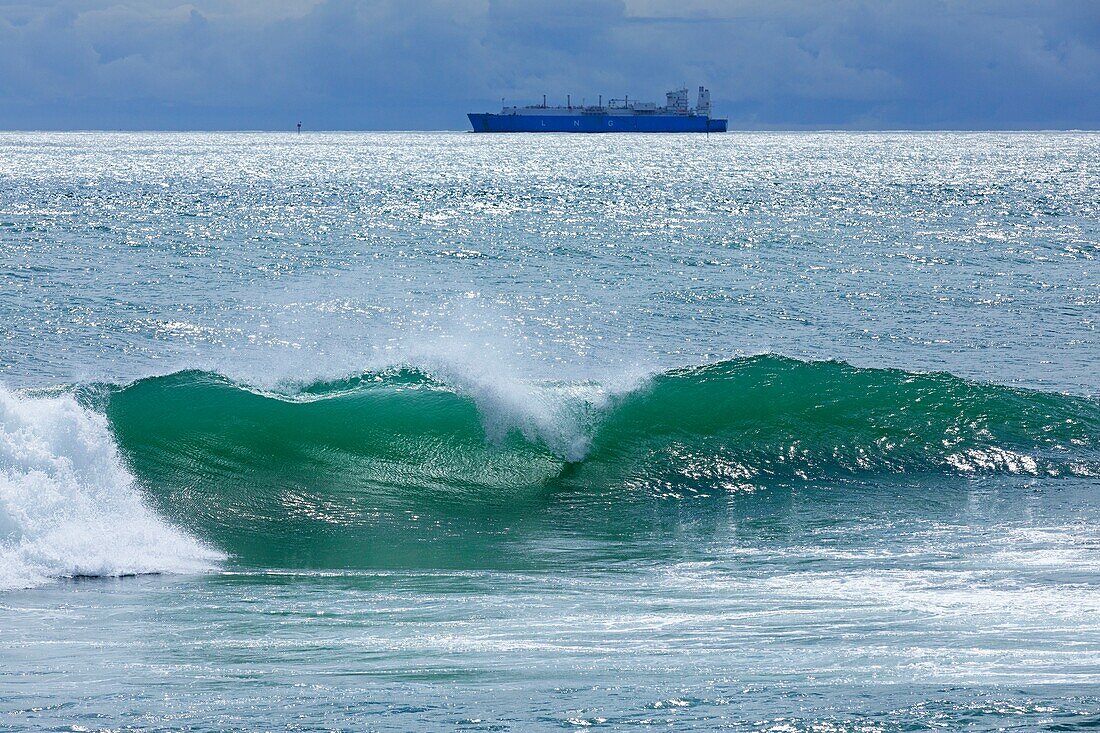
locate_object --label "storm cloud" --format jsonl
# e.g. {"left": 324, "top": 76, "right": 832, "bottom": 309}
{"left": 1, "top": 0, "right": 1097, "bottom": 129}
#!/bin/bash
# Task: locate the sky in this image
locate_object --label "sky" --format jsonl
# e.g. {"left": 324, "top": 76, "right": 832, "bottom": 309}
{"left": 1, "top": 0, "right": 1098, "bottom": 130}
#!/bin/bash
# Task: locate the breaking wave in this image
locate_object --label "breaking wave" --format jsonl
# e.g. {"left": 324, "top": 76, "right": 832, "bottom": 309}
{"left": 0, "top": 387, "right": 222, "bottom": 591}
{"left": 104, "top": 354, "right": 1098, "bottom": 491}
{"left": 3, "top": 355, "right": 1097, "bottom": 579}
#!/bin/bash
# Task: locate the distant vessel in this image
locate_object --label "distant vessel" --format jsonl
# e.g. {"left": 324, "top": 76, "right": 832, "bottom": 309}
{"left": 468, "top": 86, "right": 727, "bottom": 133}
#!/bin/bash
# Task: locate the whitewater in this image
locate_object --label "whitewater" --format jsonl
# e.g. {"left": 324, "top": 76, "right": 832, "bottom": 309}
{"left": 1, "top": 131, "right": 1098, "bottom": 731}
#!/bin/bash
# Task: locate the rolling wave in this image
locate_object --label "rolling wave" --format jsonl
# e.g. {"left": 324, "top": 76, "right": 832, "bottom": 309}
{"left": 97, "top": 356, "right": 1098, "bottom": 566}
{"left": 104, "top": 355, "right": 1098, "bottom": 494}
{"left": 3, "top": 355, "right": 1096, "bottom": 580}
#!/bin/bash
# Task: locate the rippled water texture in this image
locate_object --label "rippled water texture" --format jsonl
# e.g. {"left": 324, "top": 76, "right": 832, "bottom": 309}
{"left": 1, "top": 132, "right": 1098, "bottom": 731}
{"left": 1, "top": 132, "right": 1096, "bottom": 391}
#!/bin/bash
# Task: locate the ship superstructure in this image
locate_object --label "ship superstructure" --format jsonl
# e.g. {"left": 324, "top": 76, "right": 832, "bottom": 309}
{"left": 468, "top": 86, "right": 727, "bottom": 133}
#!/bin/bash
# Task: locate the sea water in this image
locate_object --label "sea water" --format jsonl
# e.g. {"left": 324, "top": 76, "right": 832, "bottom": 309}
{"left": 0, "top": 132, "right": 1097, "bottom": 731}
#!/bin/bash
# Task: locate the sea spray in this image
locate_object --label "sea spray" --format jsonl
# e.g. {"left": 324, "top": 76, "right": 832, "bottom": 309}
{"left": 0, "top": 386, "right": 223, "bottom": 590}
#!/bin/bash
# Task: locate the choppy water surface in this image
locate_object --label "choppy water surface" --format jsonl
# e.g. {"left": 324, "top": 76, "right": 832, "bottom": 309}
{"left": 1, "top": 132, "right": 1098, "bottom": 731}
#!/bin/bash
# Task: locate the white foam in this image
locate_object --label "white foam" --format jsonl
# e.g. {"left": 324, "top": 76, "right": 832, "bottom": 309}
{"left": 392, "top": 336, "right": 654, "bottom": 463}
{"left": 0, "top": 386, "right": 223, "bottom": 591}
{"left": 229, "top": 317, "right": 654, "bottom": 462}
{"left": 944, "top": 446, "right": 1041, "bottom": 474}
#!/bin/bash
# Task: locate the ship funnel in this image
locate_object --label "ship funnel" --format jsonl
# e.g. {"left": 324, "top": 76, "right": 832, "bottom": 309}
{"left": 696, "top": 86, "right": 712, "bottom": 117}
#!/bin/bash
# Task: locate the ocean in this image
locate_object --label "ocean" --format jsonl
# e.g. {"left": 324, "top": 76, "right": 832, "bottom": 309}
{"left": 0, "top": 131, "right": 1097, "bottom": 731}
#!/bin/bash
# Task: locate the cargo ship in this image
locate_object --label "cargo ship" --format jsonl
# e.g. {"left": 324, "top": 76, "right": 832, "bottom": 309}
{"left": 468, "top": 86, "right": 727, "bottom": 133}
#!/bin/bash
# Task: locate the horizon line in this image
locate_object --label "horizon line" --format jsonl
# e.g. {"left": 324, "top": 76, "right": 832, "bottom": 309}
{"left": 1, "top": 128, "right": 1098, "bottom": 134}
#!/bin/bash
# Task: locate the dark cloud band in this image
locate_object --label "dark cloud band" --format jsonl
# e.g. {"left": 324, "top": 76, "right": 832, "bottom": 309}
{"left": 0, "top": 0, "right": 1097, "bottom": 129}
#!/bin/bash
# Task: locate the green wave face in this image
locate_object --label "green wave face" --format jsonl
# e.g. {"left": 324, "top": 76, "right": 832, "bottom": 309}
{"left": 104, "top": 369, "right": 566, "bottom": 568}
{"left": 103, "top": 357, "right": 1099, "bottom": 569}
{"left": 590, "top": 358, "right": 1098, "bottom": 492}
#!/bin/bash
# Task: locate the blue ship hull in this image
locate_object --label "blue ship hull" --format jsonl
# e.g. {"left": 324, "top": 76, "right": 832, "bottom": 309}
{"left": 468, "top": 113, "right": 727, "bottom": 133}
